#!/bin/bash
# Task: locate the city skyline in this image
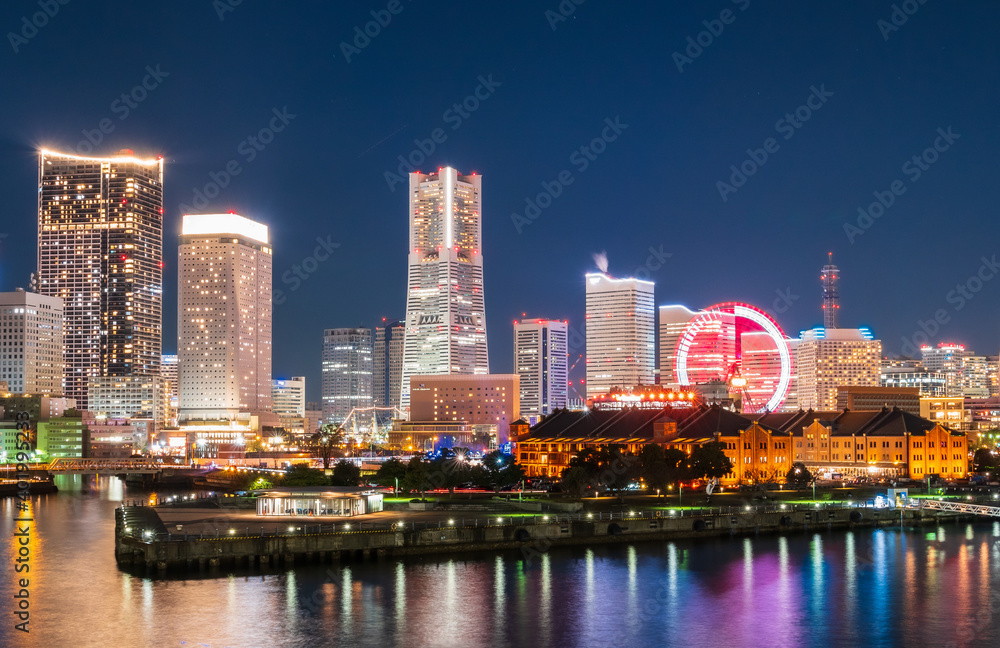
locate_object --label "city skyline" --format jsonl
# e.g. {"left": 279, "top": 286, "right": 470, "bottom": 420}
{"left": 2, "top": 4, "right": 999, "bottom": 406}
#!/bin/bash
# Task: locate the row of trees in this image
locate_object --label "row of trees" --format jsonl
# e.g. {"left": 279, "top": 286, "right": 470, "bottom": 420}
{"left": 370, "top": 449, "right": 526, "bottom": 498}
{"left": 240, "top": 448, "right": 528, "bottom": 497}
{"left": 561, "top": 442, "right": 735, "bottom": 499}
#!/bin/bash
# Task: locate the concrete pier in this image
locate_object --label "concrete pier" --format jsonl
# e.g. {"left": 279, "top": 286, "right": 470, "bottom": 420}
{"left": 113, "top": 505, "right": 973, "bottom": 576}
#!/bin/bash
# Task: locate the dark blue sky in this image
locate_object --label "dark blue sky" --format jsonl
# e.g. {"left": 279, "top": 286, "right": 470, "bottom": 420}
{"left": 1, "top": 1, "right": 998, "bottom": 401}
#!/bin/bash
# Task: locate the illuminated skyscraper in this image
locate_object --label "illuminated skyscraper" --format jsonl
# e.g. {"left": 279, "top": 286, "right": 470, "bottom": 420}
{"left": 373, "top": 320, "right": 404, "bottom": 409}
{"left": 514, "top": 319, "right": 568, "bottom": 421}
{"left": 585, "top": 274, "right": 655, "bottom": 399}
{"left": 821, "top": 252, "right": 840, "bottom": 329}
{"left": 37, "top": 149, "right": 164, "bottom": 410}
{"left": 399, "top": 167, "right": 488, "bottom": 410}
{"left": 322, "top": 328, "right": 373, "bottom": 426}
{"left": 795, "top": 327, "right": 881, "bottom": 410}
{"left": 178, "top": 213, "right": 272, "bottom": 420}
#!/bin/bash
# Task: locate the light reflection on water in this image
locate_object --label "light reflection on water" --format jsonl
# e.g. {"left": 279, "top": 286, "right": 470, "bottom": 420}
{"left": 1, "top": 478, "right": 999, "bottom": 648}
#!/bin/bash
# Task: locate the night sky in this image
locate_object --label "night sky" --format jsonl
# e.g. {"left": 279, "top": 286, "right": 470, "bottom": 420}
{"left": 1, "top": 1, "right": 998, "bottom": 401}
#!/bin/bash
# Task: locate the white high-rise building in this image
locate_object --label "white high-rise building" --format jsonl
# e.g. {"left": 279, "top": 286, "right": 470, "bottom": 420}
{"left": 514, "top": 319, "right": 568, "bottom": 422}
{"left": 657, "top": 304, "right": 702, "bottom": 386}
{"left": 399, "top": 168, "right": 488, "bottom": 410}
{"left": 178, "top": 214, "right": 272, "bottom": 420}
{"left": 585, "top": 274, "right": 655, "bottom": 399}
{"left": 322, "top": 328, "right": 373, "bottom": 427}
{"left": 88, "top": 375, "right": 164, "bottom": 421}
{"left": 272, "top": 376, "right": 306, "bottom": 433}
{"left": 37, "top": 149, "right": 164, "bottom": 410}
{"left": 795, "top": 327, "right": 881, "bottom": 411}
{"left": 0, "top": 290, "right": 64, "bottom": 395}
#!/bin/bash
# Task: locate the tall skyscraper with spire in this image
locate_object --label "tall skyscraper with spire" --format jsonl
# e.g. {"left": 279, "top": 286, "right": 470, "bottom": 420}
{"left": 37, "top": 149, "right": 164, "bottom": 410}
{"left": 399, "top": 167, "right": 488, "bottom": 410}
{"left": 821, "top": 252, "right": 840, "bottom": 328}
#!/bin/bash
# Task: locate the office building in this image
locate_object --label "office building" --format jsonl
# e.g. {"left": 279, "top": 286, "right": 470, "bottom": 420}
{"left": 795, "top": 327, "right": 881, "bottom": 411}
{"left": 657, "top": 305, "right": 702, "bottom": 386}
{"left": 178, "top": 213, "right": 272, "bottom": 420}
{"left": 161, "top": 353, "right": 178, "bottom": 426}
{"left": 0, "top": 290, "right": 63, "bottom": 395}
{"left": 373, "top": 320, "right": 404, "bottom": 410}
{"left": 37, "top": 149, "right": 164, "bottom": 410}
{"left": 272, "top": 376, "right": 306, "bottom": 433}
{"left": 304, "top": 402, "right": 323, "bottom": 436}
{"left": 321, "top": 328, "right": 373, "bottom": 426}
{"left": 585, "top": 273, "right": 655, "bottom": 399}
{"left": 87, "top": 375, "right": 164, "bottom": 422}
{"left": 880, "top": 365, "right": 947, "bottom": 397}
{"left": 836, "top": 385, "right": 920, "bottom": 415}
{"left": 408, "top": 373, "right": 519, "bottom": 446}
{"left": 400, "top": 168, "right": 488, "bottom": 410}
{"left": 514, "top": 318, "right": 568, "bottom": 422}
{"left": 36, "top": 411, "right": 85, "bottom": 458}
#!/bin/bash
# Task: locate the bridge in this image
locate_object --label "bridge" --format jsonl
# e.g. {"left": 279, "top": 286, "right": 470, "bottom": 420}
{"left": 919, "top": 499, "right": 1000, "bottom": 518}
{"left": 46, "top": 458, "right": 173, "bottom": 475}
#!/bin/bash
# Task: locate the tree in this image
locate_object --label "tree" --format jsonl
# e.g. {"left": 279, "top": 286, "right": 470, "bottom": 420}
{"left": 372, "top": 457, "right": 408, "bottom": 491}
{"left": 561, "top": 466, "right": 592, "bottom": 499}
{"left": 311, "top": 424, "right": 344, "bottom": 471}
{"left": 475, "top": 450, "right": 527, "bottom": 493}
{"left": 281, "top": 463, "right": 329, "bottom": 486}
{"left": 972, "top": 448, "right": 999, "bottom": 473}
{"left": 429, "top": 447, "right": 473, "bottom": 494}
{"left": 249, "top": 476, "right": 273, "bottom": 490}
{"left": 330, "top": 460, "right": 362, "bottom": 486}
{"left": 687, "top": 442, "right": 733, "bottom": 481}
{"left": 639, "top": 445, "right": 688, "bottom": 497}
{"left": 567, "top": 445, "right": 638, "bottom": 501}
{"left": 402, "top": 456, "right": 430, "bottom": 499}
{"left": 785, "top": 462, "right": 813, "bottom": 487}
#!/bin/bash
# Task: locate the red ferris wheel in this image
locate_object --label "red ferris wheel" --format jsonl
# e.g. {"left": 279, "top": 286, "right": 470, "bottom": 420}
{"left": 674, "top": 302, "right": 792, "bottom": 413}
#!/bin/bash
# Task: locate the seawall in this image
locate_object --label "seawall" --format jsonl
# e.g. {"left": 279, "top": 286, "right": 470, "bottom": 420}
{"left": 114, "top": 505, "right": 973, "bottom": 577}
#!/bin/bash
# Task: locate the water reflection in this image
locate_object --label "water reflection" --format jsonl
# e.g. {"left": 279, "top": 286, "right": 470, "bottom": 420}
{"left": 2, "top": 479, "right": 1000, "bottom": 647}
